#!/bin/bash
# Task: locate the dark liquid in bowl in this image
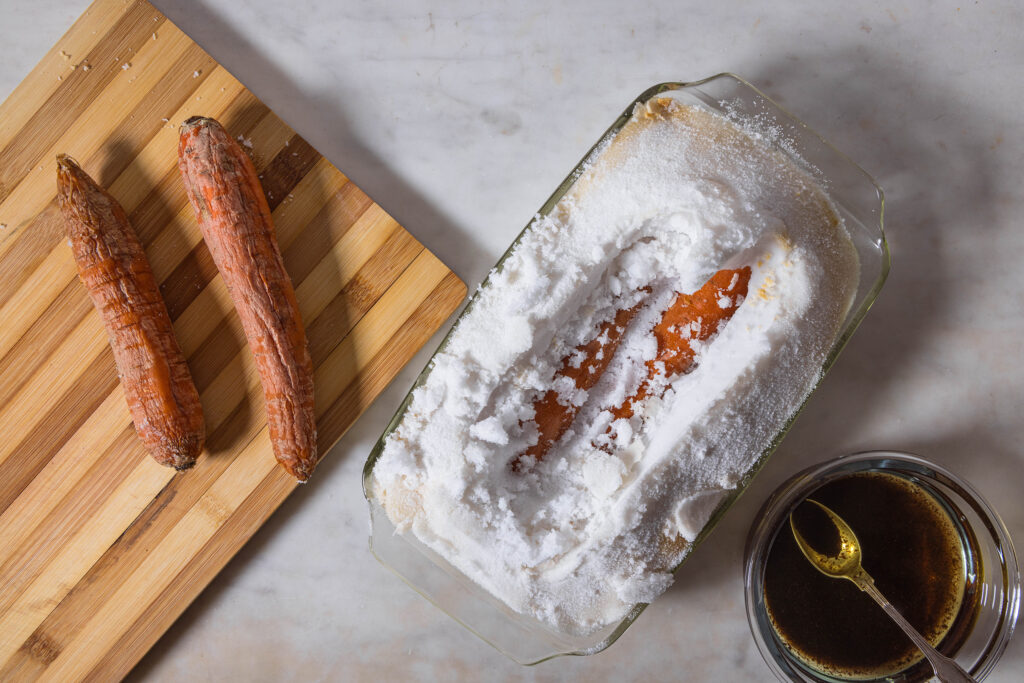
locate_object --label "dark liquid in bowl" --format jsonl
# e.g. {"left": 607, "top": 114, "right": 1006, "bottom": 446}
{"left": 763, "top": 472, "right": 980, "bottom": 680}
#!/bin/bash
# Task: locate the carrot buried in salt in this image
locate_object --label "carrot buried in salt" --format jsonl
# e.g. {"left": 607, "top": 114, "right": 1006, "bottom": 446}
{"left": 56, "top": 155, "right": 205, "bottom": 471}
{"left": 609, "top": 266, "right": 751, "bottom": 422}
{"left": 512, "top": 300, "right": 646, "bottom": 471}
{"left": 513, "top": 267, "right": 750, "bottom": 470}
{"left": 177, "top": 117, "right": 317, "bottom": 482}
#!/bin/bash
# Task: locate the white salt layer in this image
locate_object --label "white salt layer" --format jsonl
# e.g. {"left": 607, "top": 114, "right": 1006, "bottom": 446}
{"left": 372, "top": 98, "right": 860, "bottom": 636}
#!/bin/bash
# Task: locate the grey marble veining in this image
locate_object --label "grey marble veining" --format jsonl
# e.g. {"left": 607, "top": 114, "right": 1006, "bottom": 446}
{"left": 1, "top": 0, "right": 1022, "bottom": 680}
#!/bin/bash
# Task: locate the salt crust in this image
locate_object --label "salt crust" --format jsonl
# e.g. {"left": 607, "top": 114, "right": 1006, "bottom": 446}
{"left": 372, "top": 98, "right": 859, "bottom": 636}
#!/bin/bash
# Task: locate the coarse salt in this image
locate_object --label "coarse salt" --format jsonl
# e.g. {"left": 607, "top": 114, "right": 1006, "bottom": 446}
{"left": 372, "top": 98, "right": 859, "bottom": 636}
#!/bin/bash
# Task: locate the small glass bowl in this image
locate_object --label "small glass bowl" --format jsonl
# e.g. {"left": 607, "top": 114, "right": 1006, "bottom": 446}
{"left": 744, "top": 451, "right": 1021, "bottom": 681}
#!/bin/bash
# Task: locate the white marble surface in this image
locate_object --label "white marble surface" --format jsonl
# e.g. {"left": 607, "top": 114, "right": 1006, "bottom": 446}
{"left": 2, "top": 0, "right": 1023, "bottom": 680}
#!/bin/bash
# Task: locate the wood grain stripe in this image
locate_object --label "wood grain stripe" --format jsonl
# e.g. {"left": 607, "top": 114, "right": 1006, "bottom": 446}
{"left": 0, "top": 0, "right": 135, "bottom": 149}
{"left": 283, "top": 179, "right": 370, "bottom": 284}
{"left": 0, "top": 346, "right": 117, "bottom": 514}
{"left": 0, "top": 426, "right": 142, "bottom": 621}
{"left": 0, "top": 1, "right": 167, "bottom": 204}
{"left": 0, "top": 280, "right": 85, "bottom": 409}
{"left": 0, "top": 391, "right": 130, "bottom": 564}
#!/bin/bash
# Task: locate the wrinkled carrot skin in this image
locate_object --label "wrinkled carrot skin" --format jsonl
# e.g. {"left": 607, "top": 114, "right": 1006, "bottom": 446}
{"left": 177, "top": 117, "right": 317, "bottom": 482}
{"left": 514, "top": 301, "right": 646, "bottom": 470}
{"left": 56, "top": 155, "right": 205, "bottom": 471}
{"left": 610, "top": 266, "right": 751, "bottom": 421}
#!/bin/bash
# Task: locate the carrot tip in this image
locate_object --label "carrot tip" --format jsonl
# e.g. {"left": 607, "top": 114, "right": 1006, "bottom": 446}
{"left": 181, "top": 115, "right": 216, "bottom": 130}
{"left": 56, "top": 153, "right": 79, "bottom": 171}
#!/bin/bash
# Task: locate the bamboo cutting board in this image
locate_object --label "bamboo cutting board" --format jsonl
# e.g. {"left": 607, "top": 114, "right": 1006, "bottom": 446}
{"left": 0, "top": 1, "right": 466, "bottom": 679}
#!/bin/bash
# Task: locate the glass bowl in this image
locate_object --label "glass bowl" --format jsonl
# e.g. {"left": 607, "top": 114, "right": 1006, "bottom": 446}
{"left": 744, "top": 451, "right": 1021, "bottom": 681}
{"left": 362, "top": 73, "right": 890, "bottom": 664}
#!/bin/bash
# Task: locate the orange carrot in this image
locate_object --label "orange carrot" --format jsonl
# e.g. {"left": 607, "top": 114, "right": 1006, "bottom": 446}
{"left": 514, "top": 267, "right": 750, "bottom": 470}
{"left": 56, "top": 155, "right": 205, "bottom": 471}
{"left": 610, "top": 266, "right": 751, "bottom": 422}
{"left": 514, "top": 300, "right": 646, "bottom": 470}
{"left": 177, "top": 117, "right": 317, "bottom": 482}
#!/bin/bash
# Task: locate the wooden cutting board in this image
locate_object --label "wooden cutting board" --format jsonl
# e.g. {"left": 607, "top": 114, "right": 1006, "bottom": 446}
{"left": 0, "top": 1, "right": 466, "bottom": 679}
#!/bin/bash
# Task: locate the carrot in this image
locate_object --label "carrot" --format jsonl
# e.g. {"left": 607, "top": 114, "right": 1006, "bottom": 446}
{"left": 610, "top": 266, "right": 751, "bottom": 422}
{"left": 513, "top": 267, "right": 750, "bottom": 470}
{"left": 177, "top": 117, "right": 317, "bottom": 482}
{"left": 513, "top": 300, "right": 645, "bottom": 471}
{"left": 56, "top": 154, "right": 205, "bottom": 471}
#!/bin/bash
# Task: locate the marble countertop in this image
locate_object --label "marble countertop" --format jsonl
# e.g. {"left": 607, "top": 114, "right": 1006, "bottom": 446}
{"left": 3, "top": 0, "right": 1023, "bottom": 680}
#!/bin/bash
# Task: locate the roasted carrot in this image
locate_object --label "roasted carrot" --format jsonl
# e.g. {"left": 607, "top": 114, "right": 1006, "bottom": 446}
{"left": 514, "top": 267, "right": 750, "bottom": 470}
{"left": 177, "top": 117, "right": 317, "bottom": 482}
{"left": 513, "top": 301, "right": 645, "bottom": 470}
{"left": 56, "top": 154, "right": 205, "bottom": 471}
{"left": 610, "top": 266, "right": 751, "bottom": 422}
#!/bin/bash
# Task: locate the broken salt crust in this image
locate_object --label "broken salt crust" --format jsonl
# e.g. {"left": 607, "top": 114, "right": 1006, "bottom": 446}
{"left": 371, "top": 98, "right": 859, "bottom": 636}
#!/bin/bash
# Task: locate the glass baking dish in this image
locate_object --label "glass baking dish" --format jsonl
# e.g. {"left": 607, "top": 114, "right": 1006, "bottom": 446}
{"left": 361, "top": 73, "right": 890, "bottom": 664}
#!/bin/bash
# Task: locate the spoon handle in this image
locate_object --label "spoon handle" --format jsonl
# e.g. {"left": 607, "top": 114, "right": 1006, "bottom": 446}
{"left": 854, "top": 572, "right": 976, "bottom": 683}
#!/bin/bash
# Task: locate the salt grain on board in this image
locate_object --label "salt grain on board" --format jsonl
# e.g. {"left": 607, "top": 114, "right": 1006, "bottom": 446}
{"left": 371, "top": 98, "right": 860, "bottom": 636}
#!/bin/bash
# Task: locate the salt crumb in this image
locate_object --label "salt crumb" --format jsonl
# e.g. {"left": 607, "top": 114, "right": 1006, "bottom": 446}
{"left": 192, "top": 70, "right": 201, "bottom": 78}
{"left": 0, "top": 223, "right": 7, "bottom": 230}
{"left": 237, "top": 135, "right": 253, "bottom": 149}
{"left": 161, "top": 117, "right": 169, "bottom": 123}
{"left": 121, "top": 62, "right": 131, "bottom": 70}
{"left": 152, "top": 32, "right": 158, "bottom": 40}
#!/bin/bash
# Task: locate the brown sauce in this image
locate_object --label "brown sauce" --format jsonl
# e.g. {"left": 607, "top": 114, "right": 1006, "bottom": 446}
{"left": 763, "top": 472, "right": 980, "bottom": 680}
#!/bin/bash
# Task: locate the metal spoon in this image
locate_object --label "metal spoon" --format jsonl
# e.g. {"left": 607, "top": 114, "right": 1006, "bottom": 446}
{"left": 790, "top": 499, "right": 975, "bottom": 683}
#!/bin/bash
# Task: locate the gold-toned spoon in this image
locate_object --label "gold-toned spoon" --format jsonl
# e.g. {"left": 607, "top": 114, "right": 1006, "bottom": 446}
{"left": 790, "top": 500, "right": 975, "bottom": 683}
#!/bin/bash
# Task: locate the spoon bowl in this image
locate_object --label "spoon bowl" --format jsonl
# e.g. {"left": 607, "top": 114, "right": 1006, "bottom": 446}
{"left": 789, "top": 499, "right": 863, "bottom": 579}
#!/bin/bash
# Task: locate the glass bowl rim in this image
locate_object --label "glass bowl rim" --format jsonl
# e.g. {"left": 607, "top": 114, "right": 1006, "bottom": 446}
{"left": 743, "top": 449, "right": 1022, "bottom": 681}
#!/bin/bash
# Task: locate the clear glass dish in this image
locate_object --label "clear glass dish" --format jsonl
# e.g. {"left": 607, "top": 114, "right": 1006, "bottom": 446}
{"left": 744, "top": 451, "right": 1020, "bottom": 681}
{"left": 362, "top": 73, "right": 890, "bottom": 664}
